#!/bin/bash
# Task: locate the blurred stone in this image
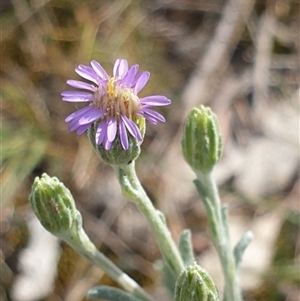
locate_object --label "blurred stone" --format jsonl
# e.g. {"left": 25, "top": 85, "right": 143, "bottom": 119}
{"left": 216, "top": 101, "right": 298, "bottom": 199}
{"left": 237, "top": 212, "right": 282, "bottom": 290}
{"left": 10, "top": 214, "right": 60, "bottom": 301}
{"left": 197, "top": 212, "right": 283, "bottom": 292}
{"left": 234, "top": 136, "right": 298, "bottom": 198}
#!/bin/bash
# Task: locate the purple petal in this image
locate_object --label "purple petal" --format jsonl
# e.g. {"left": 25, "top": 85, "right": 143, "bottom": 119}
{"left": 135, "top": 112, "right": 158, "bottom": 125}
{"left": 142, "top": 108, "right": 166, "bottom": 122}
{"left": 144, "top": 115, "right": 158, "bottom": 125}
{"left": 119, "top": 119, "right": 129, "bottom": 150}
{"left": 121, "top": 115, "right": 142, "bottom": 141}
{"left": 134, "top": 71, "right": 150, "bottom": 93}
{"left": 91, "top": 60, "right": 109, "bottom": 80}
{"left": 95, "top": 119, "right": 107, "bottom": 145}
{"left": 61, "top": 91, "right": 94, "bottom": 102}
{"left": 113, "top": 59, "right": 128, "bottom": 79}
{"left": 106, "top": 116, "right": 117, "bottom": 142}
{"left": 78, "top": 109, "right": 105, "bottom": 125}
{"left": 122, "top": 64, "right": 139, "bottom": 87}
{"left": 67, "top": 80, "right": 96, "bottom": 92}
{"left": 76, "top": 124, "right": 91, "bottom": 135}
{"left": 113, "top": 59, "right": 121, "bottom": 77}
{"left": 61, "top": 91, "right": 92, "bottom": 97}
{"left": 118, "top": 60, "right": 129, "bottom": 78}
{"left": 68, "top": 118, "right": 84, "bottom": 131}
{"left": 62, "top": 97, "right": 93, "bottom": 103}
{"left": 66, "top": 107, "right": 97, "bottom": 131}
{"left": 77, "top": 65, "right": 98, "bottom": 75}
{"left": 140, "top": 95, "right": 171, "bottom": 106}
{"left": 75, "top": 66, "right": 99, "bottom": 84}
{"left": 65, "top": 106, "right": 95, "bottom": 122}
{"left": 104, "top": 138, "right": 112, "bottom": 150}
{"left": 113, "top": 78, "right": 122, "bottom": 87}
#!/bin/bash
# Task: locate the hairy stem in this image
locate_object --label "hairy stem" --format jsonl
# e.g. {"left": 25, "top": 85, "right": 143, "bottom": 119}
{"left": 114, "top": 162, "right": 184, "bottom": 278}
{"left": 195, "top": 172, "right": 242, "bottom": 301}
{"left": 61, "top": 221, "right": 155, "bottom": 301}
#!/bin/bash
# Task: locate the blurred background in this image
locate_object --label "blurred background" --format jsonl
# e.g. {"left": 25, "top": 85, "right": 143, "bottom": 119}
{"left": 1, "top": 0, "right": 299, "bottom": 300}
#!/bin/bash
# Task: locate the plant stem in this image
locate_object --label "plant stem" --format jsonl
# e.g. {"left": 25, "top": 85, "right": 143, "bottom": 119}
{"left": 62, "top": 224, "right": 156, "bottom": 301}
{"left": 195, "top": 172, "right": 242, "bottom": 301}
{"left": 114, "top": 162, "right": 184, "bottom": 278}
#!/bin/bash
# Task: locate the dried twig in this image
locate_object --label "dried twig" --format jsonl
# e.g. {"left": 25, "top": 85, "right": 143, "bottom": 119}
{"left": 182, "top": 0, "right": 255, "bottom": 110}
{"left": 253, "top": 9, "right": 276, "bottom": 121}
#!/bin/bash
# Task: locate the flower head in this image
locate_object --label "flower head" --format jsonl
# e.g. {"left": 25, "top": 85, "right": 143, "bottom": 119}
{"left": 29, "top": 173, "right": 80, "bottom": 238}
{"left": 62, "top": 59, "right": 171, "bottom": 150}
{"left": 181, "top": 106, "right": 222, "bottom": 174}
{"left": 175, "top": 263, "right": 219, "bottom": 301}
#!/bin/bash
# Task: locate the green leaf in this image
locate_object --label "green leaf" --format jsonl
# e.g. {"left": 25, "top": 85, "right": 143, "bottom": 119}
{"left": 233, "top": 231, "right": 253, "bottom": 268}
{"left": 87, "top": 286, "right": 144, "bottom": 301}
{"left": 179, "top": 229, "right": 195, "bottom": 267}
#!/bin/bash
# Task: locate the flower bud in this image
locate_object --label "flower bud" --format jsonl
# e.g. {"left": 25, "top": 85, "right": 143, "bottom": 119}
{"left": 88, "top": 118, "right": 146, "bottom": 166}
{"left": 29, "top": 173, "right": 78, "bottom": 237}
{"left": 181, "top": 106, "right": 222, "bottom": 174}
{"left": 175, "top": 263, "right": 219, "bottom": 301}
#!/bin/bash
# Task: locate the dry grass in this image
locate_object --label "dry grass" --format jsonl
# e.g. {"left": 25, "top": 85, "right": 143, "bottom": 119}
{"left": 1, "top": 0, "right": 299, "bottom": 300}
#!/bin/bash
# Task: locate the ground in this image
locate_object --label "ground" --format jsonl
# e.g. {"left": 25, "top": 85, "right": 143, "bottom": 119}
{"left": 1, "top": 1, "right": 299, "bottom": 300}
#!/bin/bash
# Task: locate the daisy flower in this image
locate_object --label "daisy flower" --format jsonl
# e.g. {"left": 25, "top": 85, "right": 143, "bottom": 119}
{"left": 61, "top": 59, "right": 171, "bottom": 150}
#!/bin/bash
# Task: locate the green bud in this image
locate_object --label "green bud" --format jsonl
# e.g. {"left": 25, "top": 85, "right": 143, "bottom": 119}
{"left": 88, "top": 118, "right": 146, "bottom": 166}
{"left": 29, "top": 173, "right": 78, "bottom": 237}
{"left": 175, "top": 263, "right": 219, "bottom": 301}
{"left": 181, "top": 106, "right": 222, "bottom": 174}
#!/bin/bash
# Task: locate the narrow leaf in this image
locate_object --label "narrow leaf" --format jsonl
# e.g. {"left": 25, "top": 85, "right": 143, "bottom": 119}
{"left": 234, "top": 231, "right": 253, "bottom": 268}
{"left": 179, "top": 229, "right": 195, "bottom": 267}
{"left": 87, "top": 286, "right": 143, "bottom": 301}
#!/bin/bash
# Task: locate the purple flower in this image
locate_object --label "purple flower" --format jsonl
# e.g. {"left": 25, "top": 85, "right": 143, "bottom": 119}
{"left": 61, "top": 59, "right": 171, "bottom": 150}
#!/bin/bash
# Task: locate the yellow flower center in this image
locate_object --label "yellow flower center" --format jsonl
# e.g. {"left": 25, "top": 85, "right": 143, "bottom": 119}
{"left": 93, "top": 77, "right": 140, "bottom": 121}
